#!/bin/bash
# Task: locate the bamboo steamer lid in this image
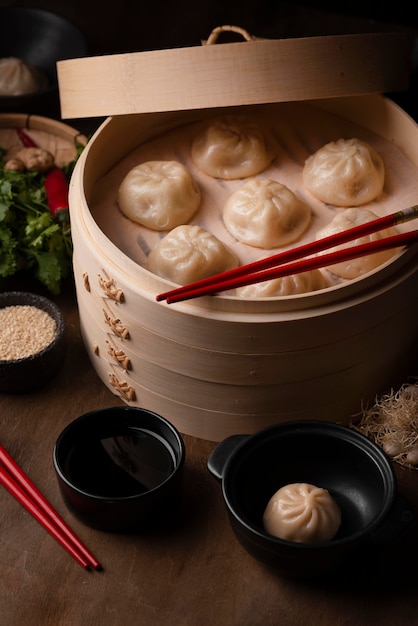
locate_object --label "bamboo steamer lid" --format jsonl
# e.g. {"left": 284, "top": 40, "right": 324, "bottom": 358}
{"left": 58, "top": 28, "right": 418, "bottom": 441}
{"left": 57, "top": 26, "right": 412, "bottom": 118}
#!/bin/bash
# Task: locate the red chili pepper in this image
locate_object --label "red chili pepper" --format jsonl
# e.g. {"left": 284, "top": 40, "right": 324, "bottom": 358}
{"left": 44, "top": 168, "right": 69, "bottom": 219}
{"left": 15, "top": 128, "right": 70, "bottom": 222}
{"left": 16, "top": 127, "right": 38, "bottom": 148}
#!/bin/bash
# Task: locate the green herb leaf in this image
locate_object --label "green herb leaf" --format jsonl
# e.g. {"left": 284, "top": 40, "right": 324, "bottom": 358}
{"left": 0, "top": 143, "right": 83, "bottom": 293}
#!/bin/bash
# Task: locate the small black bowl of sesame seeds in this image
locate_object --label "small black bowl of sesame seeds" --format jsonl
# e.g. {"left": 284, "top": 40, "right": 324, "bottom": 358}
{"left": 0, "top": 291, "right": 66, "bottom": 393}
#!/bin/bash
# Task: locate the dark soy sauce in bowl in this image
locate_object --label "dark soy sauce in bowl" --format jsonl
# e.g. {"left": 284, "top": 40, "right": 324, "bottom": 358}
{"left": 54, "top": 407, "right": 186, "bottom": 531}
{"left": 64, "top": 428, "right": 176, "bottom": 498}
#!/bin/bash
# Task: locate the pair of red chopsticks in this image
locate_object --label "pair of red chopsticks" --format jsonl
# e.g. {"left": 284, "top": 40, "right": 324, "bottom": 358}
{"left": 0, "top": 444, "right": 101, "bottom": 571}
{"left": 157, "top": 205, "right": 418, "bottom": 304}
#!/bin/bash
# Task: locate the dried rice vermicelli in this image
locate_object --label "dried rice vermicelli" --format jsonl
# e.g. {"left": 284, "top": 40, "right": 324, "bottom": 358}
{"left": 350, "top": 380, "right": 418, "bottom": 469}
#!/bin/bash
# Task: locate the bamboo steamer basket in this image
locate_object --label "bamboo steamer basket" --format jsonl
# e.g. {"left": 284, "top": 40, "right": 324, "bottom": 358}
{"left": 0, "top": 113, "right": 84, "bottom": 167}
{"left": 58, "top": 28, "right": 418, "bottom": 440}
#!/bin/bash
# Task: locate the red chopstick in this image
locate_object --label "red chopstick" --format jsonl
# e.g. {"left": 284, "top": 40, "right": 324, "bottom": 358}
{"left": 165, "top": 230, "right": 418, "bottom": 302}
{"left": 0, "top": 444, "right": 101, "bottom": 571}
{"left": 157, "top": 205, "right": 418, "bottom": 304}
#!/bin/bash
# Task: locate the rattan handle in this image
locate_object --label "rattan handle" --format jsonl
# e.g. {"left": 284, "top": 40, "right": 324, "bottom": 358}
{"left": 203, "top": 25, "right": 256, "bottom": 45}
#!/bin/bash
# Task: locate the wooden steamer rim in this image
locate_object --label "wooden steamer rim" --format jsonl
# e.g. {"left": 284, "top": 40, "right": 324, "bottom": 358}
{"left": 57, "top": 28, "right": 413, "bottom": 119}
{"left": 71, "top": 92, "right": 418, "bottom": 317}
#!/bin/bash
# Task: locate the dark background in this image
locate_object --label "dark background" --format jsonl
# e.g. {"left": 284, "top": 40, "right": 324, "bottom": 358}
{"left": 0, "top": 0, "right": 417, "bottom": 53}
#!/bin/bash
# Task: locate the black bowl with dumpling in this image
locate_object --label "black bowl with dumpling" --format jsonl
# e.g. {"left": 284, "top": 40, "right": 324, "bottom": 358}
{"left": 208, "top": 420, "right": 414, "bottom": 578}
{"left": 0, "top": 7, "right": 89, "bottom": 115}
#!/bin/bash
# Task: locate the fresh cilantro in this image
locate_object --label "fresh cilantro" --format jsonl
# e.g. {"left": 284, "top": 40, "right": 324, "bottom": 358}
{"left": 0, "top": 144, "right": 82, "bottom": 294}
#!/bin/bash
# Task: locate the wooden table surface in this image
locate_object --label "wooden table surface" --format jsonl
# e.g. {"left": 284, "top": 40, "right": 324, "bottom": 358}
{"left": 0, "top": 276, "right": 418, "bottom": 626}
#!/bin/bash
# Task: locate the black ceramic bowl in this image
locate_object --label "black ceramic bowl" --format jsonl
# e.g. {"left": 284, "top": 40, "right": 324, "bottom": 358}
{"left": 0, "top": 7, "right": 89, "bottom": 115}
{"left": 208, "top": 420, "right": 413, "bottom": 578}
{"left": 0, "top": 291, "right": 66, "bottom": 393}
{"left": 53, "top": 407, "right": 186, "bottom": 532}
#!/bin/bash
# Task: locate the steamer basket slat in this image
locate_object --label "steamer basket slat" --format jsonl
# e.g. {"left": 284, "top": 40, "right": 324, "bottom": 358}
{"left": 74, "top": 253, "right": 417, "bottom": 387}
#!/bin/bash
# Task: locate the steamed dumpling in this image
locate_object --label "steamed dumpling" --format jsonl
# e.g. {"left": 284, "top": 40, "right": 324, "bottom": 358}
{"left": 223, "top": 178, "right": 311, "bottom": 249}
{"left": 147, "top": 224, "right": 239, "bottom": 285}
{"left": 315, "top": 207, "right": 398, "bottom": 279}
{"left": 118, "top": 160, "right": 201, "bottom": 230}
{"left": 263, "top": 483, "right": 341, "bottom": 543}
{"left": 303, "top": 138, "right": 385, "bottom": 206}
{"left": 236, "top": 269, "right": 327, "bottom": 298}
{"left": 191, "top": 115, "right": 273, "bottom": 179}
{"left": 0, "top": 57, "right": 48, "bottom": 96}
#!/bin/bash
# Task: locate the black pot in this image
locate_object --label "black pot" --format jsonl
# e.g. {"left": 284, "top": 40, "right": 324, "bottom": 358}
{"left": 0, "top": 7, "right": 89, "bottom": 116}
{"left": 208, "top": 420, "right": 413, "bottom": 578}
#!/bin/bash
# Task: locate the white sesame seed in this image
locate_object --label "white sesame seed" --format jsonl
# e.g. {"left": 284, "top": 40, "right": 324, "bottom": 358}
{"left": 0, "top": 305, "right": 57, "bottom": 360}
